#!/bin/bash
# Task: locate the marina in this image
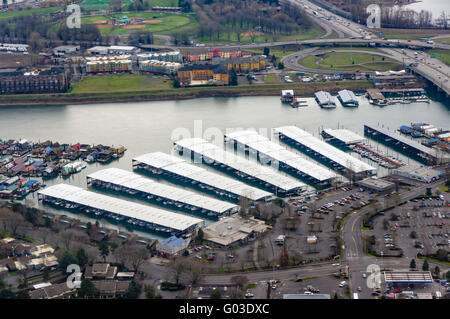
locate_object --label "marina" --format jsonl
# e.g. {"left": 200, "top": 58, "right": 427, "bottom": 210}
{"left": 37, "top": 184, "right": 204, "bottom": 236}
{"left": 224, "top": 130, "right": 337, "bottom": 187}
{"left": 364, "top": 124, "right": 449, "bottom": 165}
{"left": 315, "top": 91, "right": 336, "bottom": 108}
{"left": 274, "top": 126, "right": 376, "bottom": 179}
{"left": 132, "top": 152, "right": 273, "bottom": 202}
{"left": 87, "top": 168, "right": 239, "bottom": 218}
{"left": 173, "top": 138, "right": 305, "bottom": 196}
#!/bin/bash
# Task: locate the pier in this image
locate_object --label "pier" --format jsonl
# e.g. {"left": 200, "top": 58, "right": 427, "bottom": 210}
{"left": 132, "top": 152, "right": 273, "bottom": 202}
{"left": 173, "top": 138, "right": 305, "bottom": 196}
{"left": 38, "top": 184, "right": 204, "bottom": 236}
{"left": 87, "top": 168, "right": 239, "bottom": 218}
{"left": 224, "top": 130, "right": 337, "bottom": 187}
{"left": 274, "top": 126, "right": 376, "bottom": 180}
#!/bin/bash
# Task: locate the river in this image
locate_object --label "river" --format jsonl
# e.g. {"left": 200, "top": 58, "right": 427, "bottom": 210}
{"left": 1, "top": 95, "right": 449, "bottom": 239}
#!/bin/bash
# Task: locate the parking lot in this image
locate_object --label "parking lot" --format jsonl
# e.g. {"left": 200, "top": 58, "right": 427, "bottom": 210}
{"left": 368, "top": 194, "right": 449, "bottom": 259}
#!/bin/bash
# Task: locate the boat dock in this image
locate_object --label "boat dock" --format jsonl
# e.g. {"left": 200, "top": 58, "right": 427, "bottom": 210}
{"left": 173, "top": 138, "right": 305, "bottom": 196}
{"left": 37, "top": 184, "right": 204, "bottom": 236}
{"left": 321, "top": 128, "right": 366, "bottom": 147}
{"left": 274, "top": 126, "right": 376, "bottom": 179}
{"left": 291, "top": 98, "right": 308, "bottom": 108}
{"left": 364, "top": 124, "right": 448, "bottom": 165}
{"left": 224, "top": 130, "right": 337, "bottom": 187}
{"left": 314, "top": 91, "right": 336, "bottom": 108}
{"left": 132, "top": 152, "right": 273, "bottom": 202}
{"left": 352, "top": 143, "right": 404, "bottom": 169}
{"left": 366, "top": 88, "right": 430, "bottom": 105}
{"left": 337, "top": 90, "right": 359, "bottom": 107}
{"left": 87, "top": 168, "right": 239, "bottom": 218}
{"left": 281, "top": 90, "right": 294, "bottom": 103}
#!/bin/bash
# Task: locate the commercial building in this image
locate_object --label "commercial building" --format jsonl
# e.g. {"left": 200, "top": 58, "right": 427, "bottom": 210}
{"left": 173, "top": 138, "right": 305, "bottom": 196}
{"left": 0, "top": 43, "right": 28, "bottom": 53}
{"left": 137, "top": 51, "right": 183, "bottom": 63}
{"left": 184, "top": 49, "right": 242, "bottom": 62}
{"left": 0, "top": 67, "right": 69, "bottom": 94}
{"left": 139, "top": 60, "right": 182, "bottom": 75}
{"left": 392, "top": 165, "right": 445, "bottom": 183}
{"left": 383, "top": 271, "right": 433, "bottom": 284}
{"left": 177, "top": 64, "right": 229, "bottom": 86}
{"left": 85, "top": 56, "right": 132, "bottom": 74}
{"left": 225, "top": 130, "right": 338, "bottom": 187}
{"left": 202, "top": 215, "right": 269, "bottom": 247}
{"left": 87, "top": 45, "right": 139, "bottom": 56}
{"left": 220, "top": 56, "right": 266, "bottom": 73}
{"left": 358, "top": 177, "right": 395, "bottom": 192}
{"left": 38, "top": 184, "right": 204, "bottom": 236}
{"left": 156, "top": 235, "right": 190, "bottom": 258}
{"left": 53, "top": 45, "right": 80, "bottom": 56}
{"left": 132, "top": 152, "right": 272, "bottom": 202}
{"left": 87, "top": 168, "right": 239, "bottom": 217}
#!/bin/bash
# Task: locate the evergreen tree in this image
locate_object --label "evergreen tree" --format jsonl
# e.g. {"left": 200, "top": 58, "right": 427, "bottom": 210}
{"left": 78, "top": 278, "right": 98, "bottom": 299}
{"left": 210, "top": 290, "right": 221, "bottom": 299}
{"left": 422, "top": 259, "right": 429, "bottom": 271}
{"left": 229, "top": 68, "right": 238, "bottom": 86}
{"left": 410, "top": 259, "right": 416, "bottom": 269}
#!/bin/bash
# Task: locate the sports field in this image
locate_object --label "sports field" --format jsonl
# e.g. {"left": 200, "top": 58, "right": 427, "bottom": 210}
{"left": 81, "top": 12, "right": 197, "bottom": 35}
{"left": 299, "top": 51, "right": 403, "bottom": 72}
{"left": 80, "top": 0, "right": 179, "bottom": 10}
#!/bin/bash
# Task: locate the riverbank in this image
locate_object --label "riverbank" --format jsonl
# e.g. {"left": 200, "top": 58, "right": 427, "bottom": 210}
{"left": 0, "top": 81, "right": 373, "bottom": 106}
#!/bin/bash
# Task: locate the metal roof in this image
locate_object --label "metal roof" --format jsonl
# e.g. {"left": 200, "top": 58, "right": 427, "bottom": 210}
{"left": 338, "top": 89, "right": 358, "bottom": 103}
{"left": 323, "top": 128, "right": 366, "bottom": 145}
{"left": 133, "top": 153, "right": 272, "bottom": 201}
{"left": 174, "top": 138, "right": 305, "bottom": 192}
{"left": 365, "top": 124, "right": 443, "bottom": 158}
{"left": 225, "top": 130, "right": 337, "bottom": 182}
{"left": 87, "top": 168, "right": 238, "bottom": 215}
{"left": 38, "top": 184, "right": 203, "bottom": 232}
{"left": 274, "top": 126, "right": 376, "bottom": 174}
{"left": 384, "top": 271, "right": 433, "bottom": 283}
{"left": 314, "top": 91, "right": 335, "bottom": 105}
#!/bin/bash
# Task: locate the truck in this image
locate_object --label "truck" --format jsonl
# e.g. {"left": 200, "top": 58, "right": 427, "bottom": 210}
{"left": 275, "top": 235, "right": 285, "bottom": 245}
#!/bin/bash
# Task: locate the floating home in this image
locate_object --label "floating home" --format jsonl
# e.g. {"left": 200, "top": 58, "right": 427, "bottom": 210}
{"left": 38, "top": 184, "right": 204, "bottom": 236}
{"left": 314, "top": 91, "right": 336, "bottom": 108}
{"left": 337, "top": 90, "right": 359, "bottom": 107}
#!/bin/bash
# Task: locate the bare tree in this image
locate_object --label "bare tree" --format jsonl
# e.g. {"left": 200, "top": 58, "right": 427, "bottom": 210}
{"left": 167, "top": 258, "right": 187, "bottom": 285}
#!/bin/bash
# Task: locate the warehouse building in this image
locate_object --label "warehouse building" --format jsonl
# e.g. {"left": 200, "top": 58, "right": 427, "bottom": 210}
{"left": 392, "top": 165, "right": 445, "bottom": 183}
{"left": 358, "top": 177, "right": 395, "bottom": 193}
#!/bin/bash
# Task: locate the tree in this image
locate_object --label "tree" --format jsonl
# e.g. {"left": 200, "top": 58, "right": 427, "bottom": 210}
{"left": 210, "top": 290, "right": 221, "bottom": 299}
{"left": 110, "top": 0, "right": 122, "bottom": 12}
{"left": 98, "top": 241, "right": 109, "bottom": 262}
{"left": 15, "top": 289, "right": 30, "bottom": 299}
{"left": 27, "top": 32, "right": 44, "bottom": 53}
{"left": 125, "top": 281, "right": 142, "bottom": 299}
{"left": 422, "top": 259, "right": 429, "bottom": 271}
{"left": 144, "top": 284, "right": 162, "bottom": 299}
{"left": 168, "top": 258, "right": 186, "bottom": 285}
{"left": 446, "top": 271, "right": 450, "bottom": 281}
{"left": 78, "top": 278, "right": 98, "bottom": 299}
{"left": 173, "top": 78, "right": 180, "bottom": 88}
{"left": 229, "top": 68, "right": 238, "bottom": 86}
{"left": 230, "top": 275, "right": 248, "bottom": 289}
{"left": 58, "top": 250, "right": 77, "bottom": 272}
{"left": 43, "top": 268, "right": 50, "bottom": 282}
{"left": 76, "top": 248, "right": 89, "bottom": 269}
{"left": 410, "top": 259, "right": 416, "bottom": 269}
{"left": 263, "top": 47, "right": 270, "bottom": 56}
{"left": 433, "top": 266, "right": 440, "bottom": 278}
{"left": 197, "top": 228, "right": 204, "bottom": 243}
{"left": 278, "top": 61, "right": 284, "bottom": 69}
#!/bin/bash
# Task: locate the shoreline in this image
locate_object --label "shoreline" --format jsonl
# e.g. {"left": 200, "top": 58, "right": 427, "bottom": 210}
{"left": 0, "top": 81, "right": 373, "bottom": 106}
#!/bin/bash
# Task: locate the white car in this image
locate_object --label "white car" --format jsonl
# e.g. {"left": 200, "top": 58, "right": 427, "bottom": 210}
{"left": 362, "top": 273, "right": 367, "bottom": 278}
{"left": 332, "top": 263, "right": 340, "bottom": 266}
{"left": 339, "top": 281, "right": 347, "bottom": 288}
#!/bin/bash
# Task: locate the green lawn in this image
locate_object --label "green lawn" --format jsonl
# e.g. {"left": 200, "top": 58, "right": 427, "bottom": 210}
{"left": 437, "top": 37, "right": 450, "bottom": 43}
{"left": 195, "top": 21, "right": 325, "bottom": 44}
{"left": 300, "top": 51, "right": 402, "bottom": 72}
{"left": 383, "top": 34, "right": 429, "bottom": 40}
{"left": 81, "top": 0, "right": 178, "bottom": 10}
{"left": 0, "top": 7, "right": 59, "bottom": 22}
{"left": 427, "top": 49, "right": 450, "bottom": 66}
{"left": 81, "top": 12, "right": 198, "bottom": 35}
{"left": 264, "top": 74, "right": 279, "bottom": 84}
{"left": 71, "top": 74, "right": 172, "bottom": 93}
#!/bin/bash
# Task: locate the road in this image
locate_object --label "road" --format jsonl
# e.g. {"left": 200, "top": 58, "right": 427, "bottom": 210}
{"left": 281, "top": 48, "right": 395, "bottom": 74}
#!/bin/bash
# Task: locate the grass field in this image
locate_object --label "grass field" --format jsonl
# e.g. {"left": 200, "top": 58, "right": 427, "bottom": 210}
{"left": 263, "top": 74, "right": 279, "bottom": 84}
{"left": 81, "top": 12, "right": 198, "bottom": 35}
{"left": 71, "top": 74, "right": 172, "bottom": 93}
{"left": 437, "top": 37, "right": 450, "bottom": 43}
{"left": 300, "top": 51, "right": 402, "bottom": 72}
{"left": 195, "top": 22, "right": 325, "bottom": 44}
{"left": 81, "top": 0, "right": 178, "bottom": 10}
{"left": 427, "top": 49, "right": 450, "bottom": 66}
{"left": 0, "top": 7, "right": 59, "bottom": 22}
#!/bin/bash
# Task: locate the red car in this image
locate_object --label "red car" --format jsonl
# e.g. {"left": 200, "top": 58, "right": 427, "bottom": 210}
{"left": 393, "top": 289, "right": 402, "bottom": 293}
